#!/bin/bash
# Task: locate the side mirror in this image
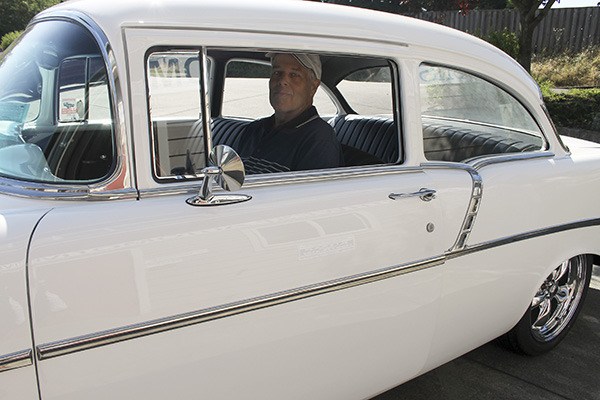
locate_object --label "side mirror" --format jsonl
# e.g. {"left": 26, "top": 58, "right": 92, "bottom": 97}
{"left": 186, "top": 145, "right": 251, "bottom": 206}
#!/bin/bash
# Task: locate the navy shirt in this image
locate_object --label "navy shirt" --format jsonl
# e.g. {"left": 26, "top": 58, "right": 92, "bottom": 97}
{"left": 235, "top": 106, "right": 343, "bottom": 174}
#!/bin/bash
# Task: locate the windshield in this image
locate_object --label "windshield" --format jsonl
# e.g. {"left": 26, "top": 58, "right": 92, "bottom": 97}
{"left": 0, "top": 20, "right": 115, "bottom": 184}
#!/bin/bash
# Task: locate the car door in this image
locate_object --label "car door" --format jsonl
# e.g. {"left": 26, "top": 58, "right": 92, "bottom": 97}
{"left": 28, "top": 29, "right": 474, "bottom": 399}
{"left": 28, "top": 170, "right": 475, "bottom": 400}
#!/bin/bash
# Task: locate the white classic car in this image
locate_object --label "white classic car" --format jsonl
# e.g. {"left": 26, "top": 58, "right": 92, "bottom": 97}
{"left": 0, "top": 0, "right": 598, "bottom": 399}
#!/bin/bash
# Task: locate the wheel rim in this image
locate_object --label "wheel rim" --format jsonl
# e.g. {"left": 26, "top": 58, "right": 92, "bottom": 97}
{"left": 530, "top": 255, "right": 588, "bottom": 342}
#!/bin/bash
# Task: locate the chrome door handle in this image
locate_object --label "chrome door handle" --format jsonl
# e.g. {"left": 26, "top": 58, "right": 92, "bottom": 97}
{"left": 389, "top": 188, "right": 436, "bottom": 202}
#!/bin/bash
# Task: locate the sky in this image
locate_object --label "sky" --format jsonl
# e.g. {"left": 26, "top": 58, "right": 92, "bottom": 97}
{"left": 551, "top": 0, "right": 598, "bottom": 8}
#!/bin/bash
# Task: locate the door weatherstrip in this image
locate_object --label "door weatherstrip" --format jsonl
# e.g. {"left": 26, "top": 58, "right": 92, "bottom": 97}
{"left": 0, "top": 350, "right": 32, "bottom": 373}
{"left": 37, "top": 255, "right": 445, "bottom": 361}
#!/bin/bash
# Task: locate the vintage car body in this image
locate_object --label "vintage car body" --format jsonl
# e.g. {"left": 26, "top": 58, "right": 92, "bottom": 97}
{"left": 0, "top": 0, "right": 598, "bottom": 398}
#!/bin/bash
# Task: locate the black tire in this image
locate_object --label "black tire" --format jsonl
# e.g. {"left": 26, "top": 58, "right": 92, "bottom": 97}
{"left": 502, "top": 254, "right": 592, "bottom": 356}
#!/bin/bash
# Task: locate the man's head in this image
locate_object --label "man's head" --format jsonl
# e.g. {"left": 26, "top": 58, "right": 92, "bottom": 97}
{"left": 268, "top": 53, "right": 321, "bottom": 126}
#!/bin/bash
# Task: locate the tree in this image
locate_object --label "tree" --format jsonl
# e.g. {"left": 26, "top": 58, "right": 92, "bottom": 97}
{"left": 511, "top": 0, "right": 556, "bottom": 72}
{"left": 0, "top": 0, "right": 61, "bottom": 38}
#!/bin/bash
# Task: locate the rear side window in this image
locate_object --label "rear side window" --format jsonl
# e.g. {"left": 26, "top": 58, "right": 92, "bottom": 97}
{"left": 0, "top": 20, "right": 115, "bottom": 183}
{"left": 420, "top": 64, "right": 543, "bottom": 162}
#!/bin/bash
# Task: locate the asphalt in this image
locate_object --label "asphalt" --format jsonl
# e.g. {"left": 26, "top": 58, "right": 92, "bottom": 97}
{"left": 373, "top": 265, "right": 600, "bottom": 400}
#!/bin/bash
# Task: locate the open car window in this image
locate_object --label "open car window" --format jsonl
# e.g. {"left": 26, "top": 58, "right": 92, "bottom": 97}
{"left": 147, "top": 49, "right": 401, "bottom": 181}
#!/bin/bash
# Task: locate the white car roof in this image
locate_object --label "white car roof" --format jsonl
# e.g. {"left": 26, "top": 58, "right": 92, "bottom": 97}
{"left": 37, "top": 1, "right": 523, "bottom": 67}
{"left": 34, "top": 0, "right": 541, "bottom": 106}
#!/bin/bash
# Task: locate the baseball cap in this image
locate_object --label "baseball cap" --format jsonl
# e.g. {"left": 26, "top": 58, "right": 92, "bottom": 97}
{"left": 267, "top": 52, "right": 322, "bottom": 80}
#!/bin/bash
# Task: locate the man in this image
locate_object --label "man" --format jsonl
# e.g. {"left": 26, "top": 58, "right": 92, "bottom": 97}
{"left": 234, "top": 52, "right": 343, "bottom": 174}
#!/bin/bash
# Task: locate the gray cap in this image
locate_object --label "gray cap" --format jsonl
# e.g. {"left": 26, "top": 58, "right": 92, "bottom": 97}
{"left": 267, "top": 52, "right": 322, "bottom": 80}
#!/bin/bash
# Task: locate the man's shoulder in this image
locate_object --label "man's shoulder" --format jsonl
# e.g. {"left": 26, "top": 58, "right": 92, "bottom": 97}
{"left": 300, "top": 115, "right": 336, "bottom": 137}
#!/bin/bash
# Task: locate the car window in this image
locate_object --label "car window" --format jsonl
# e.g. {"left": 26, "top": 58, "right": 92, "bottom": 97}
{"left": 147, "top": 51, "right": 208, "bottom": 179}
{"left": 147, "top": 49, "right": 400, "bottom": 180}
{"left": 222, "top": 59, "right": 337, "bottom": 119}
{"left": 419, "top": 64, "right": 544, "bottom": 162}
{"left": 0, "top": 20, "right": 115, "bottom": 183}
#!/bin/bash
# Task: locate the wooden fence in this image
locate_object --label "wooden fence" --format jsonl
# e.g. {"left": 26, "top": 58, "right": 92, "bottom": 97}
{"left": 409, "top": 7, "right": 600, "bottom": 54}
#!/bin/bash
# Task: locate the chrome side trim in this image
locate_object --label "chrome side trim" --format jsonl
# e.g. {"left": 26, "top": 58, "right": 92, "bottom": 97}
{"left": 0, "top": 350, "right": 33, "bottom": 373}
{"left": 447, "top": 217, "right": 600, "bottom": 260}
{"left": 34, "top": 216, "right": 600, "bottom": 361}
{"left": 37, "top": 255, "right": 445, "bottom": 360}
{"left": 451, "top": 168, "right": 482, "bottom": 251}
{"left": 421, "top": 162, "right": 483, "bottom": 252}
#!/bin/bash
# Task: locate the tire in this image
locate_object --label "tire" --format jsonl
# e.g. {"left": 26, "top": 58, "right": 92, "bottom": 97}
{"left": 502, "top": 254, "right": 592, "bottom": 356}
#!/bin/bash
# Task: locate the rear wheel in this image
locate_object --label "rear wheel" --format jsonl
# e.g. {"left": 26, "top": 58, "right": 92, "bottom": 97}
{"left": 503, "top": 254, "right": 592, "bottom": 356}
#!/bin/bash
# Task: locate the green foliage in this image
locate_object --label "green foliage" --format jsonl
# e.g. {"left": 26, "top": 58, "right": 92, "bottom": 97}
{"left": 0, "top": 0, "right": 61, "bottom": 38}
{"left": 543, "top": 88, "right": 600, "bottom": 131}
{"left": 0, "top": 30, "right": 22, "bottom": 51}
{"left": 482, "top": 28, "right": 519, "bottom": 59}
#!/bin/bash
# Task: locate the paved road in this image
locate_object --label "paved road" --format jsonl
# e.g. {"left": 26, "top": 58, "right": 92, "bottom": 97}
{"left": 373, "top": 265, "right": 600, "bottom": 400}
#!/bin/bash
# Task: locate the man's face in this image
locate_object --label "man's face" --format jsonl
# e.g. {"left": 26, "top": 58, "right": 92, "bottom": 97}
{"left": 269, "top": 54, "right": 319, "bottom": 123}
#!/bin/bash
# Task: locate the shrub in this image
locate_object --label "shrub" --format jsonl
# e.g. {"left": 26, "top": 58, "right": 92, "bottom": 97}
{"left": 544, "top": 88, "right": 600, "bottom": 131}
{"left": 482, "top": 28, "right": 519, "bottom": 59}
{"left": 1, "top": 30, "right": 22, "bottom": 51}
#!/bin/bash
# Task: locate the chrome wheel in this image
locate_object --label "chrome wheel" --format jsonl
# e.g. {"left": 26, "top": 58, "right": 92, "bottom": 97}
{"left": 530, "top": 255, "right": 588, "bottom": 342}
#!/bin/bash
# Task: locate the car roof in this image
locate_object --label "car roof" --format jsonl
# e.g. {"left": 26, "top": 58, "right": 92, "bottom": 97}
{"left": 36, "top": 1, "right": 500, "bottom": 56}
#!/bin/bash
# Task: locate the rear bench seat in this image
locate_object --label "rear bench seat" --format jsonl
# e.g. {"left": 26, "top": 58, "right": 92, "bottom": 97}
{"left": 423, "top": 123, "right": 540, "bottom": 162}
{"left": 212, "top": 115, "right": 400, "bottom": 166}
{"left": 208, "top": 115, "right": 539, "bottom": 167}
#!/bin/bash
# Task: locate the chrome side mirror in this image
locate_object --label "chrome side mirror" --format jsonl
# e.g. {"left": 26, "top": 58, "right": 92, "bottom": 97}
{"left": 186, "top": 145, "right": 251, "bottom": 206}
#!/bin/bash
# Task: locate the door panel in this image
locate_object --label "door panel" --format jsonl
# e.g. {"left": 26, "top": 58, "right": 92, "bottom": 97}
{"left": 29, "top": 169, "right": 470, "bottom": 398}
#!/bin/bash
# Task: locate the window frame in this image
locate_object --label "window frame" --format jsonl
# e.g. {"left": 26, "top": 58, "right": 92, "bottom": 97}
{"left": 144, "top": 47, "right": 213, "bottom": 183}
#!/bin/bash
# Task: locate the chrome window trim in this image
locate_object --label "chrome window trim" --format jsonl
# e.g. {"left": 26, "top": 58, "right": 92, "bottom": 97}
{"left": 0, "top": 11, "right": 135, "bottom": 201}
{"left": 37, "top": 255, "right": 445, "bottom": 360}
{"left": 469, "top": 151, "right": 555, "bottom": 170}
{"left": 138, "top": 165, "right": 425, "bottom": 198}
{"left": 34, "top": 216, "right": 600, "bottom": 361}
{"left": 0, "top": 350, "right": 32, "bottom": 373}
{"left": 0, "top": 177, "right": 138, "bottom": 200}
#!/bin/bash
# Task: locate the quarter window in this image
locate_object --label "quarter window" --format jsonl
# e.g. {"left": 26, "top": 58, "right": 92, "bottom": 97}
{"left": 420, "top": 64, "right": 543, "bottom": 162}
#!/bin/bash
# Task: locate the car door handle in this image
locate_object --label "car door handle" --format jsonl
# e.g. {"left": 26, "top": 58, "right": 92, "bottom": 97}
{"left": 389, "top": 188, "right": 436, "bottom": 202}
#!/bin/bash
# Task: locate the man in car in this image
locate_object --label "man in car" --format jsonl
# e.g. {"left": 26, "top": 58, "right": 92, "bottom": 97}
{"left": 234, "top": 52, "right": 343, "bottom": 174}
